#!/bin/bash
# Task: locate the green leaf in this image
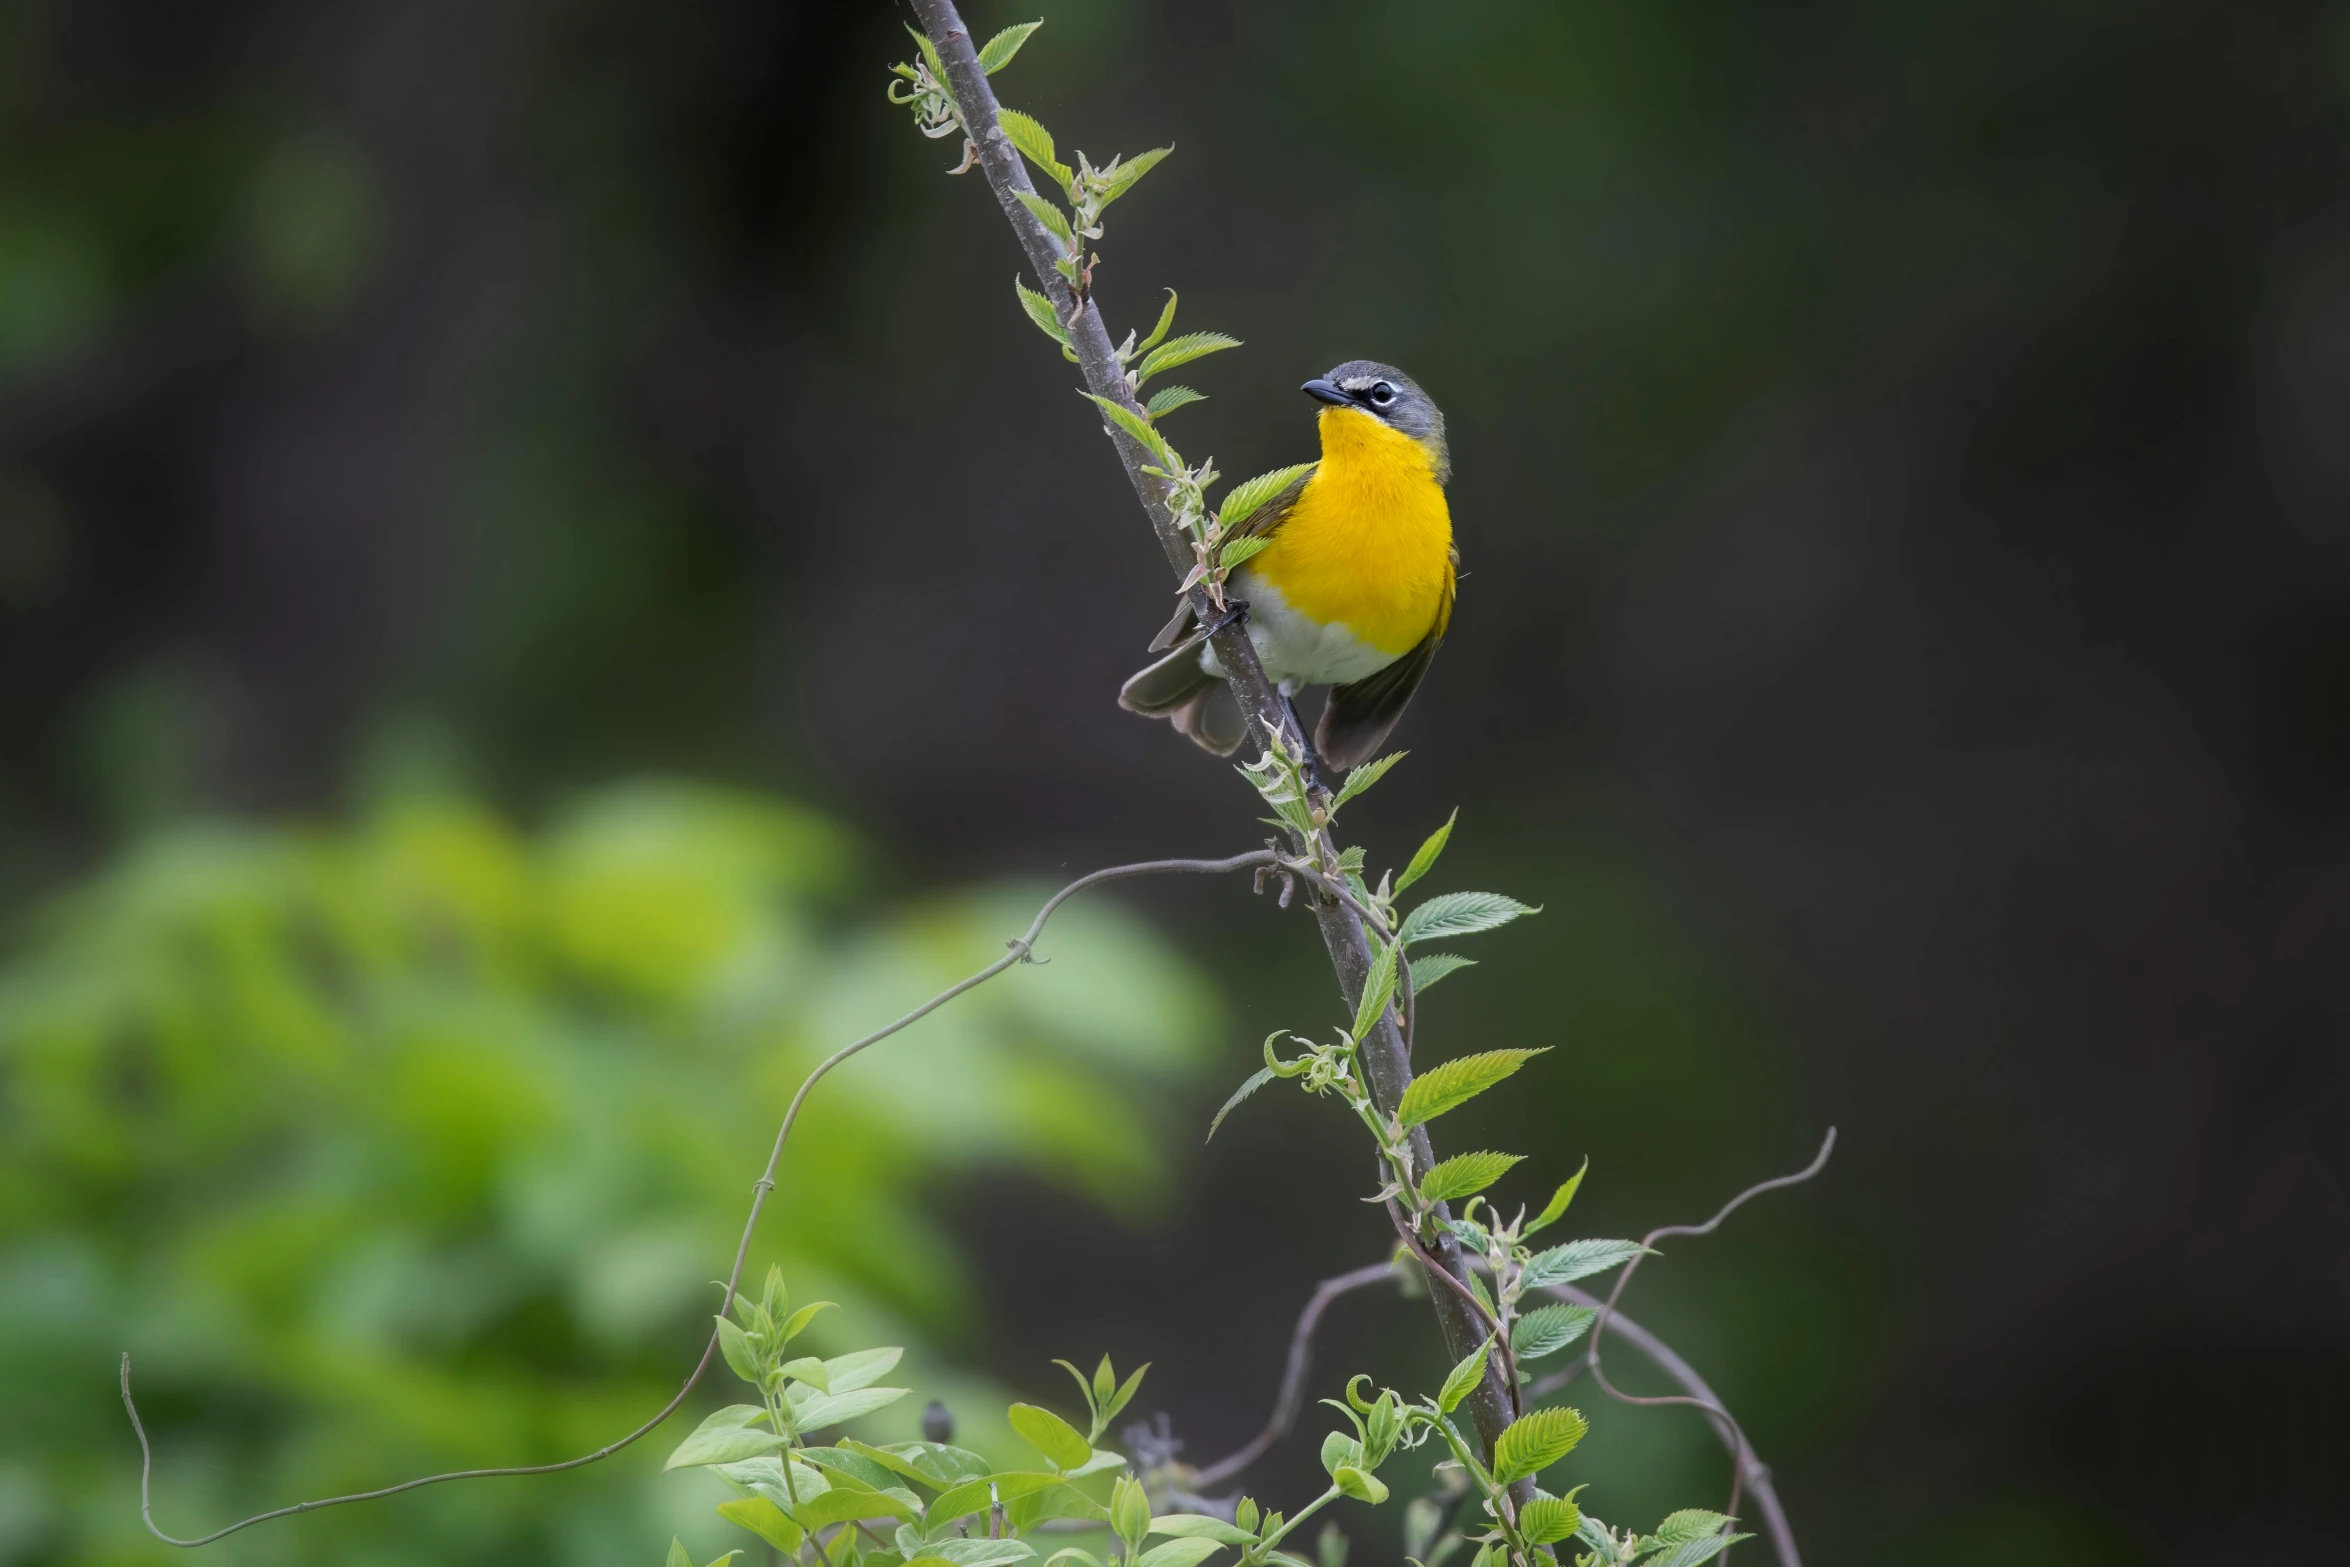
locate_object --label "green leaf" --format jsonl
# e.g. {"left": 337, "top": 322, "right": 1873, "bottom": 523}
{"left": 1136, "top": 331, "right": 1241, "bottom": 385}
{"left": 1103, "top": 1361, "right": 1150, "bottom": 1426}
{"left": 717, "top": 1497, "right": 804, "bottom": 1553}
{"left": 781, "top": 1355, "right": 829, "bottom": 1391}
{"left": 1510, "top": 1304, "right": 1597, "bottom": 1361}
{"left": 778, "top": 1299, "right": 835, "bottom": 1344}
{"left": 1218, "top": 462, "right": 1315, "bottom": 530}
{"left": 1351, "top": 940, "right": 1400, "bottom": 1043}
{"left": 1406, "top": 953, "right": 1475, "bottom": 994}
{"left": 997, "top": 110, "right": 1073, "bottom": 195}
{"left": 1395, "top": 1048, "right": 1545, "bottom": 1128}
{"left": 908, "top": 26, "right": 952, "bottom": 96}
{"left": 835, "top": 1438, "right": 970, "bottom": 1490}
{"left": 1014, "top": 189, "right": 1073, "bottom": 245}
{"left": 1145, "top": 385, "right": 1206, "bottom": 417}
{"left": 1397, "top": 892, "right": 1538, "bottom": 947}
{"left": 824, "top": 1347, "right": 905, "bottom": 1394}
{"left": 667, "top": 1408, "right": 784, "bottom": 1471}
{"left": 1078, "top": 392, "right": 1172, "bottom": 465}
{"left": 1095, "top": 146, "right": 1173, "bottom": 212}
{"left": 1137, "top": 1541, "right": 1226, "bottom": 1567}
{"left": 715, "top": 1315, "right": 762, "bottom": 1385}
{"left": 1008, "top": 1402, "right": 1093, "bottom": 1471}
{"left": 1652, "top": 1511, "right": 1733, "bottom": 1547}
{"left": 1395, "top": 810, "right": 1455, "bottom": 894}
{"left": 1491, "top": 1405, "right": 1588, "bottom": 1483}
{"left": 1320, "top": 1431, "right": 1361, "bottom": 1476}
{"left": 1331, "top": 1466, "right": 1388, "bottom": 1505}
{"left": 928, "top": 1471, "right": 1072, "bottom": 1525}
{"left": 1525, "top": 1161, "right": 1587, "bottom": 1236}
{"left": 977, "top": 21, "right": 1042, "bottom": 74}
{"left": 1138, "top": 289, "right": 1179, "bottom": 353}
{"left": 791, "top": 1487, "right": 918, "bottom": 1527}
{"left": 1332, "top": 751, "right": 1406, "bottom": 811}
{"left": 1417, "top": 1151, "right": 1523, "bottom": 1204}
{"left": 1149, "top": 1516, "right": 1255, "bottom": 1547}
{"left": 1014, "top": 277, "right": 1070, "bottom": 346}
{"left": 798, "top": 1447, "right": 901, "bottom": 1492}
{"left": 789, "top": 1384, "right": 910, "bottom": 1432}
{"left": 1642, "top": 1534, "right": 1748, "bottom": 1567}
{"left": 670, "top": 1539, "right": 694, "bottom": 1567}
{"left": 1435, "top": 1335, "right": 1493, "bottom": 1414}
{"left": 1206, "top": 1066, "right": 1276, "bottom": 1142}
{"left": 1518, "top": 1497, "right": 1582, "bottom": 1547}
{"left": 1519, "top": 1238, "right": 1647, "bottom": 1290}
{"left": 1217, "top": 535, "right": 1269, "bottom": 570}
{"left": 921, "top": 1540, "right": 1037, "bottom": 1567}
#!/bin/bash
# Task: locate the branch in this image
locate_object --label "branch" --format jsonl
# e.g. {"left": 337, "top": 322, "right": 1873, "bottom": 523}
{"left": 121, "top": 850, "right": 1279, "bottom": 1547}
{"left": 1188, "top": 1261, "right": 1398, "bottom": 1488}
{"left": 909, "top": 0, "right": 1523, "bottom": 1476}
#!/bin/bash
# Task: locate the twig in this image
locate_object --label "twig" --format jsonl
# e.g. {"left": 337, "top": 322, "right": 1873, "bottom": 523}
{"left": 909, "top": 0, "right": 1524, "bottom": 1478}
{"left": 1577, "top": 1130, "right": 1837, "bottom": 1567}
{"left": 1190, "top": 1261, "right": 1398, "bottom": 1487}
{"left": 121, "top": 851, "right": 1279, "bottom": 1547}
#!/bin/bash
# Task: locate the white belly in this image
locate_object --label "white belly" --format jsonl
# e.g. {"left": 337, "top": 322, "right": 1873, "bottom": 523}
{"left": 1200, "top": 571, "right": 1399, "bottom": 693}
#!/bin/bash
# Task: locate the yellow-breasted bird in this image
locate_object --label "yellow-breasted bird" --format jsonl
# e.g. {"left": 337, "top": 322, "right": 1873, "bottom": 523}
{"left": 1119, "top": 359, "right": 1456, "bottom": 772}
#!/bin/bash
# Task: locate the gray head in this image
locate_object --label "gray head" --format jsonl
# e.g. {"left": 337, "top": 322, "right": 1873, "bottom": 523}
{"left": 1300, "top": 359, "right": 1450, "bottom": 480}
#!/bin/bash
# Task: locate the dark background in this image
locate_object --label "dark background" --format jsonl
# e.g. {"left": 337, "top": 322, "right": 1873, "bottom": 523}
{"left": 4, "top": 1, "right": 2349, "bottom": 1562}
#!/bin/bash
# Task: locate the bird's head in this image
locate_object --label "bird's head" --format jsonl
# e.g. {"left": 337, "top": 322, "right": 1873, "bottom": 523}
{"left": 1301, "top": 360, "right": 1449, "bottom": 483}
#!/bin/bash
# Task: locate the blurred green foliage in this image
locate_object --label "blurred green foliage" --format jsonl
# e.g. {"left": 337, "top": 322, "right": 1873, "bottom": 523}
{"left": 0, "top": 781, "right": 1217, "bottom": 1565}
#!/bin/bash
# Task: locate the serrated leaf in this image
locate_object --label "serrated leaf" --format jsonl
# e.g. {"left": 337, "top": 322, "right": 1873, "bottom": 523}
{"left": 1138, "top": 289, "right": 1179, "bottom": 353}
{"left": 1519, "top": 1238, "right": 1647, "bottom": 1290}
{"left": 1014, "top": 189, "right": 1074, "bottom": 244}
{"left": 1518, "top": 1497, "right": 1583, "bottom": 1547}
{"left": 1218, "top": 462, "right": 1315, "bottom": 531}
{"left": 1218, "top": 534, "right": 1270, "bottom": 570}
{"left": 1014, "top": 276, "right": 1069, "bottom": 346}
{"left": 1406, "top": 953, "right": 1475, "bottom": 994}
{"left": 997, "top": 109, "right": 1073, "bottom": 195}
{"left": 666, "top": 1408, "right": 784, "bottom": 1471}
{"left": 1396, "top": 1049, "right": 1546, "bottom": 1129}
{"left": 1491, "top": 1405, "right": 1588, "bottom": 1483}
{"left": 789, "top": 1384, "right": 909, "bottom": 1432}
{"left": 1136, "top": 331, "right": 1241, "bottom": 385}
{"left": 1525, "top": 1161, "right": 1587, "bottom": 1236}
{"left": 1642, "top": 1534, "right": 1748, "bottom": 1567}
{"left": 1397, "top": 892, "right": 1538, "bottom": 947}
{"left": 1137, "top": 1541, "right": 1225, "bottom": 1567}
{"left": 1079, "top": 391, "right": 1172, "bottom": 464}
{"left": 1510, "top": 1304, "right": 1597, "bottom": 1361}
{"left": 977, "top": 20, "right": 1042, "bottom": 73}
{"left": 1417, "top": 1151, "right": 1523, "bottom": 1204}
{"left": 1332, "top": 751, "right": 1405, "bottom": 810}
{"left": 1145, "top": 384, "right": 1206, "bottom": 417}
{"left": 1436, "top": 1335, "right": 1493, "bottom": 1414}
{"left": 1652, "top": 1512, "right": 1733, "bottom": 1547}
{"left": 824, "top": 1347, "right": 905, "bottom": 1394}
{"left": 1096, "top": 146, "right": 1172, "bottom": 212}
{"left": 717, "top": 1497, "right": 803, "bottom": 1553}
{"left": 1008, "top": 1402, "right": 1093, "bottom": 1470}
{"left": 1206, "top": 1065, "right": 1277, "bottom": 1142}
{"left": 1351, "top": 939, "right": 1400, "bottom": 1043}
{"left": 1395, "top": 810, "right": 1455, "bottom": 894}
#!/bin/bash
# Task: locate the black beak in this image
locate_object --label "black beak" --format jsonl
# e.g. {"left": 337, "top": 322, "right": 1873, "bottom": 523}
{"left": 1301, "top": 377, "right": 1356, "bottom": 408}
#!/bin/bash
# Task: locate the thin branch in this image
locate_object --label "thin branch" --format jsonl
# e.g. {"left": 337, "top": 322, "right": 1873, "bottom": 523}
{"left": 1190, "top": 1261, "right": 1398, "bottom": 1488}
{"left": 909, "top": 0, "right": 1525, "bottom": 1478}
{"left": 1574, "top": 1129, "right": 1838, "bottom": 1567}
{"left": 1384, "top": 1199, "right": 1523, "bottom": 1420}
{"left": 121, "top": 851, "right": 1279, "bottom": 1548}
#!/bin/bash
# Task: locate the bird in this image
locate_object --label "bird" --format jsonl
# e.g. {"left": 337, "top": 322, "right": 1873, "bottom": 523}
{"left": 1118, "top": 359, "right": 1457, "bottom": 774}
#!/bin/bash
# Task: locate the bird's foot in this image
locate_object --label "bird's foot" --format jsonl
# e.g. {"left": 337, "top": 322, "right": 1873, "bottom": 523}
{"left": 1202, "top": 597, "right": 1250, "bottom": 637}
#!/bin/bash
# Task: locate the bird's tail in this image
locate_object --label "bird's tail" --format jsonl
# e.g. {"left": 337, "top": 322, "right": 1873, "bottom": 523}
{"left": 1119, "top": 647, "right": 1248, "bottom": 756}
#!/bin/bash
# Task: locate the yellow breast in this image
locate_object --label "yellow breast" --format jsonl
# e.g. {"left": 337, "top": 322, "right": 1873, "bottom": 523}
{"left": 1252, "top": 407, "right": 1455, "bottom": 655}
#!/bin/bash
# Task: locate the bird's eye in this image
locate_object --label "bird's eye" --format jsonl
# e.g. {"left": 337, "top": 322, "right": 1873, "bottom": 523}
{"left": 1370, "top": 381, "right": 1396, "bottom": 406}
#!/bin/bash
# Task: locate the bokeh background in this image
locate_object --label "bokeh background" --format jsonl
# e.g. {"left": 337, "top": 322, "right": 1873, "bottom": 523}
{"left": 4, "top": 1, "right": 2348, "bottom": 1562}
